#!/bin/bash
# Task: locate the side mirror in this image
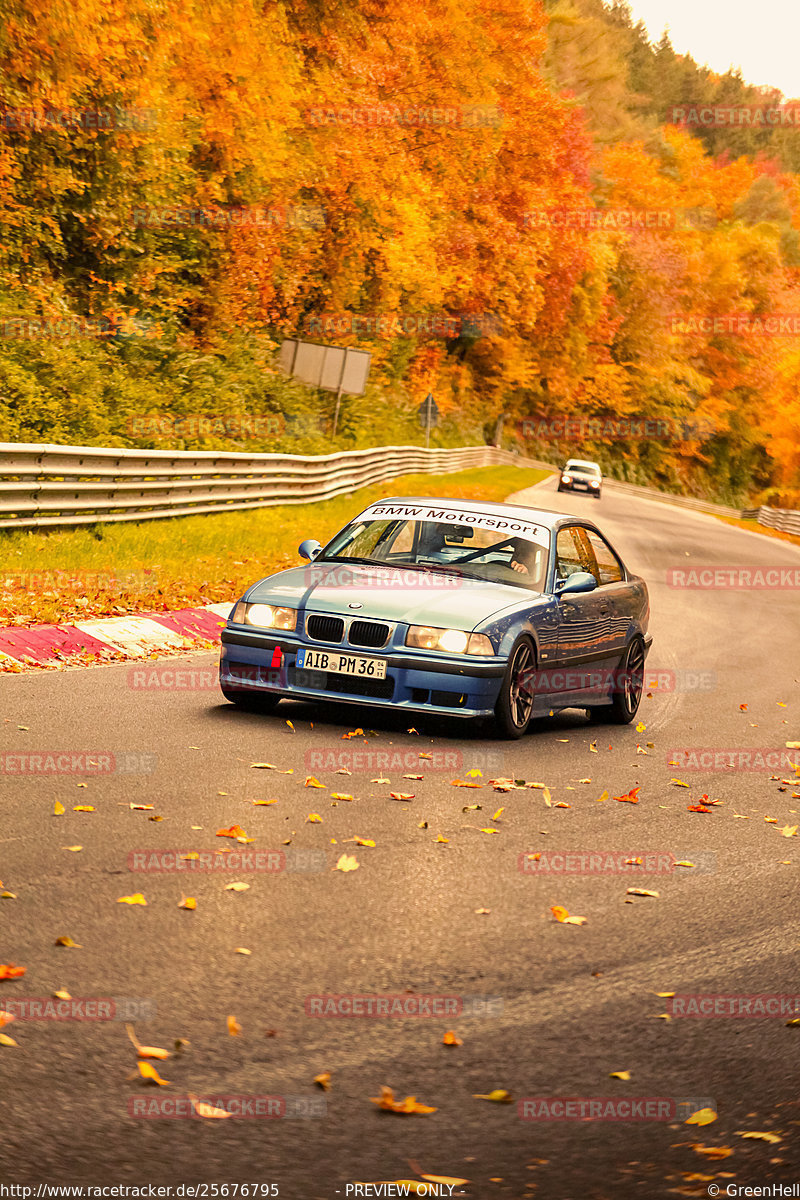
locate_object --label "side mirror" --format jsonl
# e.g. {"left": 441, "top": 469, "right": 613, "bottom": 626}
{"left": 298, "top": 539, "right": 322, "bottom": 561}
{"left": 556, "top": 570, "right": 598, "bottom": 595}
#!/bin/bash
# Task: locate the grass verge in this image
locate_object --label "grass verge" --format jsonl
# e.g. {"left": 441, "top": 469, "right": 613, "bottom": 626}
{"left": 0, "top": 465, "right": 550, "bottom": 626}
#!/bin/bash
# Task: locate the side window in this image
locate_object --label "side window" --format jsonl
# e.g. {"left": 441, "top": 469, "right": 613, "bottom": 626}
{"left": 583, "top": 529, "right": 624, "bottom": 585}
{"left": 555, "top": 527, "right": 585, "bottom": 579}
{"left": 573, "top": 528, "right": 601, "bottom": 583}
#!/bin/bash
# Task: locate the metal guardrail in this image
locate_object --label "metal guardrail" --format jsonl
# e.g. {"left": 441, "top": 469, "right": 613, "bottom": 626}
{"left": 600, "top": 478, "right": 745, "bottom": 518}
{"left": 0, "top": 442, "right": 551, "bottom": 529}
{"left": 601, "top": 479, "right": 800, "bottom": 533}
{"left": 1, "top": 439, "right": 797, "bottom": 533}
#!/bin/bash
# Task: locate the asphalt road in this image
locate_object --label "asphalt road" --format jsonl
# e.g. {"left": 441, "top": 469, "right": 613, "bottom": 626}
{"left": 2, "top": 475, "right": 800, "bottom": 1198}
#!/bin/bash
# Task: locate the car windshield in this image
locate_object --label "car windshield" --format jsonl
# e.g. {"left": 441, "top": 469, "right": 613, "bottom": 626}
{"left": 320, "top": 510, "right": 550, "bottom": 591}
{"left": 566, "top": 462, "right": 601, "bottom": 476}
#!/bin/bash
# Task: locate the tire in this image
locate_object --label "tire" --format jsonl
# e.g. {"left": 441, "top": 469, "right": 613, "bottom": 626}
{"left": 494, "top": 636, "right": 536, "bottom": 738}
{"left": 605, "top": 636, "right": 645, "bottom": 724}
{"left": 221, "top": 686, "right": 281, "bottom": 713}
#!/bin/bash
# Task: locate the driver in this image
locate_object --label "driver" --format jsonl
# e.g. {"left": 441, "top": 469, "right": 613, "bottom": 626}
{"left": 510, "top": 537, "right": 540, "bottom": 575}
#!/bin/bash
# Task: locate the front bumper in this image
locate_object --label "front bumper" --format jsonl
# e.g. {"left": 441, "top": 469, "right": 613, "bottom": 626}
{"left": 220, "top": 627, "right": 507, "bottom": 718}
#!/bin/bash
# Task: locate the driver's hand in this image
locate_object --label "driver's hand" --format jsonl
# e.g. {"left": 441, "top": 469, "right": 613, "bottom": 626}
{"left": 510, "top": 560, "right": 529, "bottom": 574}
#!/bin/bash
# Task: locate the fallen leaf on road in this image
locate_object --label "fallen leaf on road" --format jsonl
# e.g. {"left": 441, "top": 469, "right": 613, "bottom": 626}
{"left": 216, "top": 825, "right": 248, "bottom": 839}
{"left": 73, "top": 806, "right": 95, "bottom": 812}
{"left": 0, "top": 1011, "right": 15, "bottom": 1028}
{"left": 442, "top": 1031, "right": 462, "bottom": 1046}
{"left": 596, "top": 790, "right": 609, "bottom": 802}
{"left": 492, "top": 808, "right": 505, "bottom": 820}
{"left": 478, "top": 828, "right": 499, "bottom": 834}
{"left": 189, "top": 1094, "right": 232, "bottom": 1119}
{"left": 451, "top": 779, "right": 481, "bottom": 788}
{"left": 118, "top": 893, "right": 147, "bottom": 905}
{"left": 779, "top": 825, "right": 798, "bottom": 837}
{"left": 225, "top": 881, "right": 250, "bottom": 892}
{"left": 227, "top": 1015, "right": 241, "bottom": 1036}
{"left": 626, "top": 888, "right": 659, "bottom": 898}
{"left": 330, "top": 793, "right": 354, "bottom": 801}
{"left": 371, "top": 777, "right": 390, "bottom": 784}
{"left": 687, "top": 803, "right": 712, "bottom": 813}
{"left": 685, "top": 1108, "right": 718, "bottom": 1125}
{"left": 390, "top": 792, "right": 414, "bottom": 801}
{"left": 286, "top": 720, "right": 295, "bottom": 733}
{"left": 126, "top": 1025, "right": 171, "bottom": 1059}
{"left": 0, "top": 965, "right": 25, "bottom": 979}
{"left": 0, "top": 1032, "right": 18, "bottom": 1046}
{"left": 474, "top": 908, "right": 491, "bottom": 914}
{"left": 690, "top": 1145, "right": 732, "bottom": 1159}
{"left": 551, "top": 906, "right": 587, "bottom": 925}
{"left": 403, "top": 774, "right": 424, "bottom": 780}
{"left": 62, "top": 846, "right": 83, "bottom": 852}
{"left": 53, "top": 989, "right": 70, "bottom": 1000}
{"left": 306, "top": 813, "right": 323, "bottom": 823}
{"left": 314, "top": 1071, "right": 331, "bottom": 1090}
{"left": 615, "top": 787, "right": 640, "bottom": 804}
{"left": 351, "top": 837, "right": 375, "bottom": 847}
{"left": 54, "top": 801, "right": 65, "bottom": 815}
{"left": 250, "top": 799, "right": 277, "bottom": 806}
{"left": 304, "top": 776, "right": 325, "bottom": 789}
{"left": 178, "top": 896, "right": 196, "bottom": 910}
{"left": 609, "top": 1071, "right": 630, "bottom": 1080}
{"left": 55, "top": 937, "right": 81, "bottom": 948}
{"left": 234, "top": 947, "right": 251, "bottom": 955}
{"left": 472, "top": 1089, "right": 513, "bottom": 1103}
{"left": 736, "top": 1131, "right": 780, "bottom": 1143}
{"left": 138, "top": 1062, "right": 170, "bottom": 1086}
{"left": 656, "top": 992, "right": 675, "bottom": 997}
{"left": 371, "top": 1086, "right": 436, "bottom": 1114}
{"left": 334, "top": 854, "right": 359, "bottom": 873}
{"left": 435, "top": 834, "right": 449, "bottom": 843}
{"left": 670, "top": 779, "right": 690, "bottom": 788}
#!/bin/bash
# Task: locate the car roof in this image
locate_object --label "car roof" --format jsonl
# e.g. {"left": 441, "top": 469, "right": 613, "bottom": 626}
{"left": 361, "top": 496, "right": 599, "bottom": 532}
{"left": 565, "top": 459, "right": 601, "bottom": 470}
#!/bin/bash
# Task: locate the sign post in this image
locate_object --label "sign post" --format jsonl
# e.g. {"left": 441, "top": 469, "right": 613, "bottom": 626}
{"left": 418, "top": 393, "right": 439, "bottom": 448}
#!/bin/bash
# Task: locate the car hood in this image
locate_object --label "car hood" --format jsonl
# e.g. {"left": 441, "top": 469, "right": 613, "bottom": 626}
{"left": 243, "top": 562, "right": 541, "bottom": 630}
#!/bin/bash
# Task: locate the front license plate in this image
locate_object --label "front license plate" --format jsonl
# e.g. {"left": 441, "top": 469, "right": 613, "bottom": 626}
{"left": 296, "top": 647, "right": 387, "bottom": 679}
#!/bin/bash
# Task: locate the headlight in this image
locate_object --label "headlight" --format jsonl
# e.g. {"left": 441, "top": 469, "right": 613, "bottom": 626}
{"left": 231, "top": 602, "right": 297, "bottom": 631}
{"left": 405, "top": 626, "right": 494, "bottom": 655}
{"left": 590, "top": 479, "right": 599, "bottom": 488}
{"left": 561, "top": 474, "right": 572, "bottom": 483}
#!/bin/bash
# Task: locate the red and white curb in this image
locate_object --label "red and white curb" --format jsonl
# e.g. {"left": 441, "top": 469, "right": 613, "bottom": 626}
{"left": 0, "top": 602, "right": 232, "bottom": 669}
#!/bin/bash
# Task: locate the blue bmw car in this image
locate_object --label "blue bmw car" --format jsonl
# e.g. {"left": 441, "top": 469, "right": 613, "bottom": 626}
{"left": 219, "top": 496, "right": 652, "bottom": 738}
